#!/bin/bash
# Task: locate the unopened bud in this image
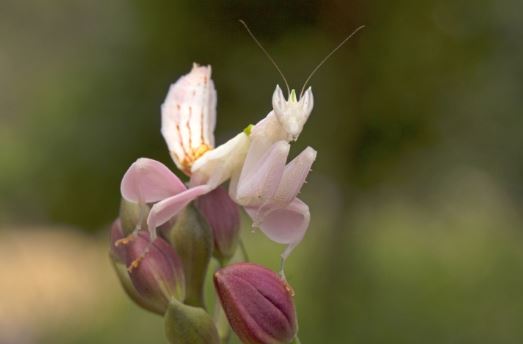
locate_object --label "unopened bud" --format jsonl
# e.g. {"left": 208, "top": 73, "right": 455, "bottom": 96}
{"left": 214, "top": 263, "right": 297, "bottom": 344}
{"left": 111, "top": 221, "right": 185, "bottom": 314}
{"left": 127, "top": 231, "right": 185, "bottom": 306}
{"left": 164, "top": 299, "right": 220, "bottom": 344}
{"left": 161, "top": 203, "right": 212, "bottom": 307}
{"left": 196, "top": 186, "right": 240, "bottom": 261}
{"left": 110, "top": 220, "right": 165, "bottom": 315}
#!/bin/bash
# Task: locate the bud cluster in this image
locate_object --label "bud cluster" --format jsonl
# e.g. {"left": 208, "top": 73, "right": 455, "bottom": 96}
{"left": 110, "top": 188, "right": 298, "bottom": 344}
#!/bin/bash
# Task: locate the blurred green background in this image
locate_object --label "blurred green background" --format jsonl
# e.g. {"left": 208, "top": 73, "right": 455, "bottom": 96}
{"left": 1, "top": 0, "right": 522, "bottom": 343}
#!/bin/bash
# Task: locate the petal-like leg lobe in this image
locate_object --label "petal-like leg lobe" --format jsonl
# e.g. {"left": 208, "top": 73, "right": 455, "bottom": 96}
{"left": 121, "top": 158, "right": 186, "bottom": 203}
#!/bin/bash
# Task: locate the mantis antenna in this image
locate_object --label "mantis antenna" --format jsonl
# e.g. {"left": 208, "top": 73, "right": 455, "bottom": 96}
{"left": 299, "top": 25, "right": 366, "bottom": 98}
{"left": 239, "top": 19, "right": 291, "bottom": 97}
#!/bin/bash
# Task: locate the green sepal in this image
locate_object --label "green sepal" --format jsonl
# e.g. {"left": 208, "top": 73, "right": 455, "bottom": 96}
{"left": 119, "top": 198, "right": 149, "bottom": 236}
{"left": 165, "top": 299, "right": 220, "bottom": 344}
{"left": 162, "top": 203, "right": 213, "bottom": 307}
{"left": 213, "top": 300, "right": 231, "bottom": 343}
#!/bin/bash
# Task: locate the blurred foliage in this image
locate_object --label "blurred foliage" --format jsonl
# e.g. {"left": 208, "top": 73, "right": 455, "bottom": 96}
{"left": 1, "top": 0, "right": 522, "bottom": 343}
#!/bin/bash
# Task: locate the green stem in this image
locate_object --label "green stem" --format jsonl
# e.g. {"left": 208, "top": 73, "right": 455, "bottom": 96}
{"left": 292, "top": 335, "right": 302, "bottom": 344}
{"left": 239, "top": 238, "right": 250, "bottom": 262}
{"left": 214, "top": 257, "right": 231, "bottom": 343}
{"left": 213, "top": 299, "right": 231, "bottom": 344}
{"left": 279, "top": 256, "right": 287, "bottom": 280}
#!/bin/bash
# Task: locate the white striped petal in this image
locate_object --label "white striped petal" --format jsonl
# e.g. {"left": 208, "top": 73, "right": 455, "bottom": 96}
{"left": 161, "top": 63, "right": 216, "bottom": 175}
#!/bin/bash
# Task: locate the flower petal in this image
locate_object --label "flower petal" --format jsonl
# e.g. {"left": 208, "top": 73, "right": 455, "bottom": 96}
{"left": 161, "top": 63, "right": 216, "bottom": 174}
{"left": 245, "top": 198, "right": 310, "bottom": 259}
{"left": 197, "top": 186, "right": 240, "bottom": 260}
{"left": 147, "top": 184, "right": 212, "bottom": 232}
{"left": 121, "top": 158, "right": 186, "bottom": 203}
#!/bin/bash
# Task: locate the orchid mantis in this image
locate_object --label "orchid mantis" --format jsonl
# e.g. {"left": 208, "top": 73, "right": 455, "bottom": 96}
{"left": 119, "top": 21, "right": 366, "bottom": 268}
{"left": 121, "top": 63, "right": 316, "bottom": 266}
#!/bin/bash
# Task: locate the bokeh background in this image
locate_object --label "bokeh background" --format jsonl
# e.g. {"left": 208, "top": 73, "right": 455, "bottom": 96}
{"left": 1, "top": 0, "right": 522, "bottom": 343}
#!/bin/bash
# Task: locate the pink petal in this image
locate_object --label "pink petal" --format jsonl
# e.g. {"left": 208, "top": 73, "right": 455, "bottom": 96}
{"left": 147, "top": 184, "right": 212, "bottom": 232}
{"left": 121, "top": 158, "right": 186, "bottom": 203}
{"left": 245, "top": 198, "right": 310, "bottom": 259}
{"left": 197, "top": 186, "right": 240, "bottom": 259}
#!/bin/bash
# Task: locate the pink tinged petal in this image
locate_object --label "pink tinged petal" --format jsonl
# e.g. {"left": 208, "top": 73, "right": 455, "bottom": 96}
{"left": 197, "top": 186, "right": 240, "bottom": 260}
{"left": 235, "top": 140, "right": 290, "bottom": 206}
{"left": 273, "top": 146, "right": 317, "bottom": 205}
{"left": 245, "top": 198, "right": 310, "bottom": 260}
{"left": 147, "top": 184, "right": 212, "bottom": 233}
{"left": 120, "top": 158, "right": 186, "bottom": 203}
{"left": 161, "top": 63, "right": 216, "bottom": 174}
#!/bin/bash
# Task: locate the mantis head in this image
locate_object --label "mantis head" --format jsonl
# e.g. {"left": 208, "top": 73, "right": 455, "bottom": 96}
{"left": 271, "top": 85, "right": 314, "bottom": 140}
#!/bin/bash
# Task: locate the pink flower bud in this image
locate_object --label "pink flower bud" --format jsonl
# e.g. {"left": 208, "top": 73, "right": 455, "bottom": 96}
{"left": 111, "top": 224, "right": 185, "bottom": 313}
{"left": 197, "top": 186, "right": 240, "bottom": 260}
{"left": 214, "top": 263, "right": 297, "bottom": 344}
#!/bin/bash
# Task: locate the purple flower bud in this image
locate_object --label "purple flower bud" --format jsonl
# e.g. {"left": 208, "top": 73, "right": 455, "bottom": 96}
{"left": 111, "top": 223, "right": 185, "bottom": 313}
{"left": 110, "top": 220, "right": 163, "bottom": 314}
{"left": 214, "top": 263, "right": 297, "bottom": 344}
{"left": 197, "top": 186, "right": 240, "bottom": 261}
